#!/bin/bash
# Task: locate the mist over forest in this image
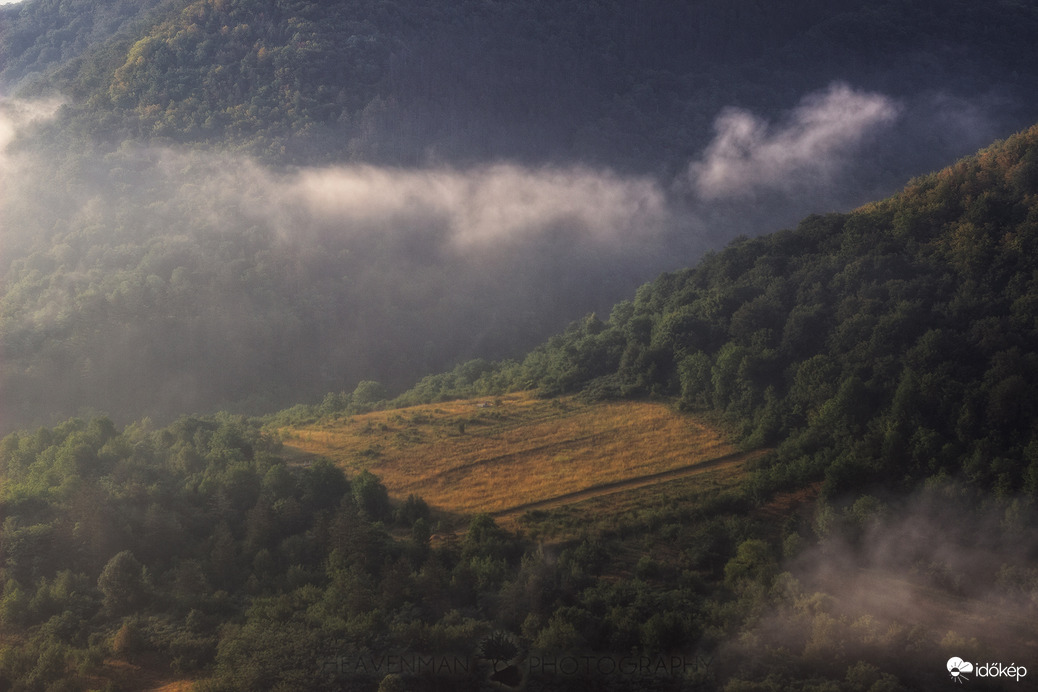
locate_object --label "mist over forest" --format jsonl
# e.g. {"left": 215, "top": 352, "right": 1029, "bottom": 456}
{"left": 2, "top": 0, "right": 1038, "bottom": 432}
{"left": 5, "top": 2, "right": 1038, "bottom": 691}
{"left": 0, "top": 84, "right": 905, "bottom": 431}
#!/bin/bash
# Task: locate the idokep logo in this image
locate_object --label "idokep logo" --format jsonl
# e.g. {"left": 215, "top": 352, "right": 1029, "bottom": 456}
{"left": 947, "top": 658, "right": 973, "bottom": 683}
{"left": 947, "top": 656, "right": 1028, "bottom": 684}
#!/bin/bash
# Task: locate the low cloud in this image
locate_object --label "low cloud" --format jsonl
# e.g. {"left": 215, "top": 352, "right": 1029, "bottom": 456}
{"left": 0, "top": 98, "right": 66, "bottom": 263}
{"left": 688, "top": 83, "right": 900, "bottom": 200}
{"left": 0, "top": 118, "right": 687, "bottom": 429}
{"left": 269, "top": 163, "right": 670, "bottom": 250}
{"left": 0, "top": 97, "right": 62, "bottom": 147}
{"left": 0, "top": 97, "right": 62, "bottom": 181}
{"left": 0, "top": 84, "right": 970, "bottom": 430}
{"left": 716, "top": 488, "right": 1038, "bottom": 687}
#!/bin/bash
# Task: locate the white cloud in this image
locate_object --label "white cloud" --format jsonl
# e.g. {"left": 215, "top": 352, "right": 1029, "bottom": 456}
{"left": 688, "top": 83, "right": 900, "bottom": 200}
{"left": 277, "top": 163, "right": 669, "bottom": 250}
{"left": 0, "top": 98, "right": 64, "bottom": 227}
{"left": 0, "top": 98, "right": 62, "bottom": 151}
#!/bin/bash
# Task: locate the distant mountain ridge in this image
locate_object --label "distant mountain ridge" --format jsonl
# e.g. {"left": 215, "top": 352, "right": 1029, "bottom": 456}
{"left": 5, "top": 0, "right": 1038, "bottom": 170}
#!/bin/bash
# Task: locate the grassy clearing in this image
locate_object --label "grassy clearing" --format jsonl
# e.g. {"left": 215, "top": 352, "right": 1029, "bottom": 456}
{"left": 279, "top": 393, "right": 747, "bottom": 520}
{"left": 510, "top": 457, "right": 753, "bottom": 539}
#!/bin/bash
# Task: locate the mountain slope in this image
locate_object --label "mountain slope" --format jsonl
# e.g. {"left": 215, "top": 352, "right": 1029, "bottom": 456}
{"left": 4, "top": 0, "right": 1038, "bottom": 434}
{"left": 0, "top": 0, "right": 176, "bottom": 90}
{"left": 11, "top": 0, "right": 1038, "bottom": 170}
{"left": 2, "top": 120, "right": 1038, "bottom": 692}
{"left": 406, "top": 123, "right": 1038, "bottom": 499}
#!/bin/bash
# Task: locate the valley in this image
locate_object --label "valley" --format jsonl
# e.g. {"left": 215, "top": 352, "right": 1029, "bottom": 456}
{"left": 3, "top": 0, "right": 1038, "bottom": 688}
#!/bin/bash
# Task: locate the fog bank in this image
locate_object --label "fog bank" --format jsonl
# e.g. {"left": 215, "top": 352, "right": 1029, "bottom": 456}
{"left": 0, "top": 83, "right": 1025, "bottom": 430}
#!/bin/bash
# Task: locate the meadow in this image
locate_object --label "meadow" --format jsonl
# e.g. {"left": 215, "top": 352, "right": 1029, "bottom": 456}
{"left": 278, "top": 393, "right": 753, "bottom": 527}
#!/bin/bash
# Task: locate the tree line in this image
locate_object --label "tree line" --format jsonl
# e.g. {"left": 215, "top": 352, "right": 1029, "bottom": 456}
{"left": 398, "top": 123, "right": 1038, "bottom": 504}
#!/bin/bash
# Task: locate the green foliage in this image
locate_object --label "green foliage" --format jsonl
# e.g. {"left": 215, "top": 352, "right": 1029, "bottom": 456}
{"left": 97, "top": 550, "right": 145, "bottom": 615}
{"left": 462, "top": 514, "right": 519, "bottom": 564}
{"left": 724, "top": 539, "right": 777, "bottom": 592}
{"left": 395, "top": 493, "right": 430, "bottom": 527}
{"left": 351, "top": 380, "right": 387, "bottom": 408}
{"left": 4, "top": 384, "right": 1025, "bottom": 691}
{"left": 0, "top": 580, "right": 30, "bottom": 629}
{"left": 110, "top": 616, "right": 146, "bottom": 658}
{"left": 400, "top": 125, "right": 1038, "bottom": 503}
{"left": 351, "top": 469, "right": 390, "bottom": 523}
{"left": 3, "top": 5, "right": 1038, "bottom": 686}
{"left": 0, "top": 413, "right": 414, "bottom": 689}
{"left": 299, "top": 458, "right": 351, "bottom": 513}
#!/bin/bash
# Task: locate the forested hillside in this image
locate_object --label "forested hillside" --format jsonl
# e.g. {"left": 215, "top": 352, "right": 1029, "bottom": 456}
{"left": 2, "top": 1, "right": 1038, "bottom": 689}
{"left": 0, "top": 0, "right": 175, "bottom": 91}
{"left": 6, "top": 0, "right": 1038, "bottom": 170}
{"left": 403, "top": 123, "right": 1038, "bottom": 502}
{"left": 3, "top": 127, "right": 1038, "bottom": 690}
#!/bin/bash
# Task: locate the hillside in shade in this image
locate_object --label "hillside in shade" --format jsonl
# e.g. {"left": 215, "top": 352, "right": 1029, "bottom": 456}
{"left": 4, "top": 0, "right": 1038, "bottom": 432}
{"left": 3, "top": 0, "right": 1036, "bottom": 172}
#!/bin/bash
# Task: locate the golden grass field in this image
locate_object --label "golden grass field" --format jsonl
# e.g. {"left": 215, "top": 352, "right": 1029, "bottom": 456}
{"left": 279, "top": 393, "right": 752, "bottom": 522}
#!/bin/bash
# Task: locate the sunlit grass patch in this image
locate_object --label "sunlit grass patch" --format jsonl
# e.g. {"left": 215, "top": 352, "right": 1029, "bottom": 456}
{"left": 280, "top": 393, "right": 745, "bottom": 517}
